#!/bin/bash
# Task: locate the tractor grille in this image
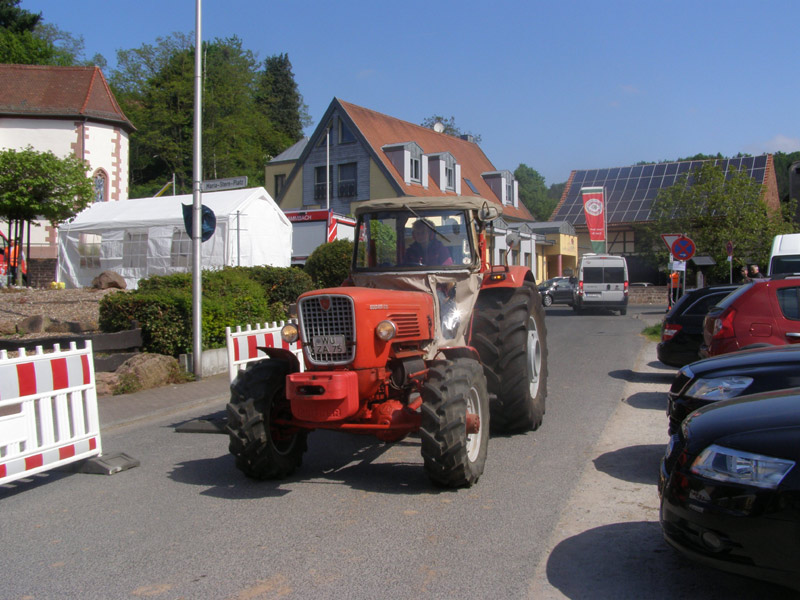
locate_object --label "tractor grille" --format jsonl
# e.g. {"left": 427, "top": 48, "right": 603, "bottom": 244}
{"left": 389, "top": 313, "right": 422, "bottom": 338}
{"left": 299, "top": 295, "right": 356, "bottom": 365}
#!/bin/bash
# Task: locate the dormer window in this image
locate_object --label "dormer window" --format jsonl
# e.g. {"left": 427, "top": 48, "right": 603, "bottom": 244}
{"left": 410, "top": 157, "right": 421, "bottom": 182}
{"left": 426, "top": 152, "right": 460, "bottom": 193}
{"left": 382, "top": 141, "right": 427, "bottom": 187}
{"left": 482, "top": 170, "right": 517, "bottom": 207}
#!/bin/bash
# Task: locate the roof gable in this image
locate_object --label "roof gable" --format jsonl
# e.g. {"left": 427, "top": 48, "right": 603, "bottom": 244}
{"left": 0, "top": 64, "right": 134, "bottom": 131}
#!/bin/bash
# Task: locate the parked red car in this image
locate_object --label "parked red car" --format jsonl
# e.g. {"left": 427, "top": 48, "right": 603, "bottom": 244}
{"left": 700, "top": 276, "right": 800, "bottom": 358}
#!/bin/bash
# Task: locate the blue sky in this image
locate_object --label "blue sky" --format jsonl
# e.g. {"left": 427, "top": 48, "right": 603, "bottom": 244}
{"left": 23, "top": 0, "right": 800, "bottom": 186}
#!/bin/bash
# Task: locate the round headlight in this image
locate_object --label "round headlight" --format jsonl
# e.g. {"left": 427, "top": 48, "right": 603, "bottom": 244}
{"left": 281, "top": 323, "right": 299, "bottom": 343}
{"left": 375, "top": 320, "right": 396, "bottom": 341}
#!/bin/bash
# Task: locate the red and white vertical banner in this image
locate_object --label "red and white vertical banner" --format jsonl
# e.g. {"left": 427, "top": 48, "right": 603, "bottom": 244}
{"left": 327, "top": 213, "right": 337, "bottom": 243}
{"left": 581, "top": 186, "right": 607, "bottom": 253}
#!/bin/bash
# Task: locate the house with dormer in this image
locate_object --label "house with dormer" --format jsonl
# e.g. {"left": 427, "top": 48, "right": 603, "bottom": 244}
{"left": 0, "top": 64, "right": 134, "bottom": 284}
{"left": 266, "top": 98, "right": 548, "bottom": 273}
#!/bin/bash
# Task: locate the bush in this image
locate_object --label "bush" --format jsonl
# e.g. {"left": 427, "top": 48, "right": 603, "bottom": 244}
{"left": 99, "top": 268, "right": 282, "bottom": 355}
{"left": 228, "top": 265, "right": 313, "bottom": 310}
{"left": 304, "top": 239, "right": 353, "bottom": 288}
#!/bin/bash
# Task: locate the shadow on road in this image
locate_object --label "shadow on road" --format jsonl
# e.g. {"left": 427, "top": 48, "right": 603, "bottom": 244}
{"left": 624, "top": 390, "right": 665, "bottom": 411}
{"left": 592, "top": 444, "right": 664, "bottom": 485}
{"left": 542, "top": 521, "right": 796, "bottom": 599}
{"left": 608, "top": 368, "right": 675, "bottom": 385}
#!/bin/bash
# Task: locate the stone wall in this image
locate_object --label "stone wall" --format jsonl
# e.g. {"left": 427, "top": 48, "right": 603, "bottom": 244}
{"left": 27, "top": 258, "right": 57, "bottom": 288}
{"left": 629, "top": 286, "right": 669, "bottom": 305}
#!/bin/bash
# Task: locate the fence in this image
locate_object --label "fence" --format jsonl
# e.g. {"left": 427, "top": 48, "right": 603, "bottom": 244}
{"left": 225, "top": 322, "right": 304, "bottom": 382}
{"left": 0, "top": 341, "right": 102, "bottom": 486}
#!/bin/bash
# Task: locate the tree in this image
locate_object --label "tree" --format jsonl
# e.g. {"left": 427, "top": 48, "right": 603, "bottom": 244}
{"left": 515, "top": 164, "right": 555, "bottom": 221}
{"left": 0, "top": 147, "right": 93, "bottom": 284}
{"left": 640, "top": 162, "right": 795, "bottom": 282}
{"left": 420, "top": 115, "right": 482, "bottom": 144}
{"left": 0, "top": 0, "right": 80, "bottom": 65}
{"left": 772, "top": 151, "right": 800, "bottom": 204}
{"left": 111, "top": 35, "right": 302, "bottom": 197}
{"left": 256, "top": 53, "right": 311, "bottom": 143}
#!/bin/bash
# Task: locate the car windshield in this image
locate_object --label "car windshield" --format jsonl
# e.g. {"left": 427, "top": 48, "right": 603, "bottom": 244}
{"left": 353, "top": 209, "right": 474, "bottom": 271}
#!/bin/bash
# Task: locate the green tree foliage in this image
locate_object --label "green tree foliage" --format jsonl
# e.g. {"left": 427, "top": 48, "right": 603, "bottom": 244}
{"left": 0, "top": 0, "right": 82, "bottom": 65}
{"left": 305, "top": 240, "right": 353, "bottom": 288}
{"left": 111, "top": 35, "right": 302, "bottom": 197}
{"left": 0, "top": 147, "right": 92, "bottom": 223}
{"left": 640, "top": 162, "right": 795, "bottom": 282}
{"left": 420, "top": 115, "right": 482, "bottom": 144}
{"left": 515, "top": 163, "right": 556, "bottom": 220}
{"left": 256, "top": 53, "right": 311, "bottom": 143}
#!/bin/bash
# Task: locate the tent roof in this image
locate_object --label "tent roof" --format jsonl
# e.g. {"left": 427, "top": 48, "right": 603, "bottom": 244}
{"left": 64, "top": 187, "right": 288, "bottom": 230}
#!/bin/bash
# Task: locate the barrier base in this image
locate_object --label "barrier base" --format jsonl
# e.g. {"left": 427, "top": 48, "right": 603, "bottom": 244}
{"left": 70, "top": 452, "right": 140, "bottom": 475}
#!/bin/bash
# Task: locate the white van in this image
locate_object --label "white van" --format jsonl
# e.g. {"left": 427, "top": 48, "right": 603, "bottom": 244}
{"left": 572, "top": 254, "right": 629, "bottom": 315}
{"left": 768, "top": 234, "right": 800, "bottom": 276}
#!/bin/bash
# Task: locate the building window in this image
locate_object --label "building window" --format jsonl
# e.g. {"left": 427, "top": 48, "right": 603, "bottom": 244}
{"left": 78, "top": 233, "right": 101, "bottom": 269}
{"left": 338, "top": 162, "right": 357, "bottom": 197}
{"left": 123, "top": 231, "right": 148, "bottom": 269}
{"left": 314, "top": 166, "right": 333, "bottom": 201}
{"left": 410, "top": 157, "right": 421, "bottom": 182}
{"left": 93, "top": 171, "right": 107, "bottom": 203}
{"left": 170, "top": 228, "right": 191, "bottom": 267}
{"left": 446, "top": 166, "right": 455, "bottom": 190}
{"left": 505, "top": 181, "right": 513, "bottom": 205}
{"left": 464, "top": 178, "right": 480, "bottom": 195}
{"left": 339, "top": 119, "right": 355, "bottom": 144}
{"left": 274, "top": 174, "right": 286, "bottom": 197}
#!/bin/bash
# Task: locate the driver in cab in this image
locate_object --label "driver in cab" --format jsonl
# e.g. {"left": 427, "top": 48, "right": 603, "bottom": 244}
{"left": 405, "top": 219, "right": 453, "bottom": 266}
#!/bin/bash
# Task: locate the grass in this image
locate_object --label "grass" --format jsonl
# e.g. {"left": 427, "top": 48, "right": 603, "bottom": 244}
{"left": 642, "top": 323, "right": 662, "bottom": 342}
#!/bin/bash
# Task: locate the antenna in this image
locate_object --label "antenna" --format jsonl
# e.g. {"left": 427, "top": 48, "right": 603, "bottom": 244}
{"left": 433, "top": 121, "right": 445, "bottom": 133}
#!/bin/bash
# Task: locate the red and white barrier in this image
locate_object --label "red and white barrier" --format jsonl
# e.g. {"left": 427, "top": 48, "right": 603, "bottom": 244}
{"left": 225, "top": 322, "right": 304, "bottom": 382}
{"left": 0, "top": 341, "right": 102, "bottom": 486}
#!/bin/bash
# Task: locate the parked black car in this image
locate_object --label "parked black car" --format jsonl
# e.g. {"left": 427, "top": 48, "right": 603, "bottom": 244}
{"left": 660, "top": 388, "right": 800, "bottom": 592}
{"left": 666, "top": 344, "right": 800, "bottom": 434}
{"left": 538, "top": 276, "right": 574, "bottom": 307}
{"left": 657, "top": 285, "right": 739, "bottom": 367}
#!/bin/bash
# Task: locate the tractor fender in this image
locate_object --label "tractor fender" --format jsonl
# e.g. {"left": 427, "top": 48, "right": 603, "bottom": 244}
{"left": 480, "top": 265, "right": 535, "bottom": 290}
{"left": 437, "top": 346, "right": 481, "bottom": 362}
{"left": 257, "top": 346, "right": 302, "bottom": 373}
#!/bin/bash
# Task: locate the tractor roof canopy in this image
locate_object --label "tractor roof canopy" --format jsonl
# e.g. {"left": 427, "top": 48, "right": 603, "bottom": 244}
{"left": 353, "top": 196, "right": 501, "bottom": 223}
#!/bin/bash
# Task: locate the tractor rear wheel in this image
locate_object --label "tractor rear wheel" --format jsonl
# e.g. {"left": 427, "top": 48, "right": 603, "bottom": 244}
{"left": 420, "top": 358, "right": 489, "bottom": 487}
{"left": 473, "top": 281, "right": 548, "bottom": 433}
{"left": 226, "top": 360, "right": 307, "bottom": 479}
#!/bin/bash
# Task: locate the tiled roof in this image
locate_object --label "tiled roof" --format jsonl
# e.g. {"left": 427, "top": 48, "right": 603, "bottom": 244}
{"left": 550, "top": 155, "right": 777, "bottom": 227}
{"left": 0, "top": 64, "right": 134, "bottom": 131}
{"left": 338, "top": 100, "right": 534, "bottom": 222}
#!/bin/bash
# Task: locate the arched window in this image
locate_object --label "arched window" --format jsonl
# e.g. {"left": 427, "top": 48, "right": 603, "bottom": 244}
{"left": 93, "top": 170, "right": 107, "bottom": 203}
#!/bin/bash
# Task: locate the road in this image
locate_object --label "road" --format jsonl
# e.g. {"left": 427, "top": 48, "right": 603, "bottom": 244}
{"left": 1, "top": 306, "right": 796, "bottom": 599}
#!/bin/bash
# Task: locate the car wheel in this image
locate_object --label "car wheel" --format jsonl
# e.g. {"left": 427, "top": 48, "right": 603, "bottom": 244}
{"left": 542, "top": 294, "right": 553, "bottom": 307}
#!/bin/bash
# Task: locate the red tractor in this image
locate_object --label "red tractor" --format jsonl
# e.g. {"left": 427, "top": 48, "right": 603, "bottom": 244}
{"left": 226, "top": 196, "right": 548, "bottom": 487}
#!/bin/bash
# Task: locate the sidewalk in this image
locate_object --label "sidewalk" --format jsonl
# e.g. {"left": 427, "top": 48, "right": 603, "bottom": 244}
{"left": 97, "top": 371, "right": 231, "bottom": 431}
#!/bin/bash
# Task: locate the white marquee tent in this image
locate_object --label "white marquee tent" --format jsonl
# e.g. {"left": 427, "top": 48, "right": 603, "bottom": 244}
{"left": 58, "top": 187, "right": 292, "bottom": 289}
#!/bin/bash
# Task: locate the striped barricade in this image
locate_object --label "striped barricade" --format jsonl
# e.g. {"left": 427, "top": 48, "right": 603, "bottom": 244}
{"left": 0, "top": 341, "right": 102, "bottom": 486}
{"left": 225, "top": 322, "right": 304, "bottom": 383}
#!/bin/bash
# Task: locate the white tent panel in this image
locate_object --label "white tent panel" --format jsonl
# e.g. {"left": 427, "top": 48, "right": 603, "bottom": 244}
{"left": 58, "top": 187, "right": 292, "bottom": 289}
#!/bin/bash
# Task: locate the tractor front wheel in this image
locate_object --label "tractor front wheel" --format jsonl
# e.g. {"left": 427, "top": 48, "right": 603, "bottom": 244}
{"left": 420, "top": 358, "right": 489, "bottom": 487}
{"left": 473, "top": 281, "right": 548, "bottom": 433}
{"left": 226, "top": 360, "right": 308, "bottom": 479}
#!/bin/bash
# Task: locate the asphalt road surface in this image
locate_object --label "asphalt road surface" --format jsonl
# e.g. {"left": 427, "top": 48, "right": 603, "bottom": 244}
{"left": 2, "top": 305, "right": 796, "bottom": 599}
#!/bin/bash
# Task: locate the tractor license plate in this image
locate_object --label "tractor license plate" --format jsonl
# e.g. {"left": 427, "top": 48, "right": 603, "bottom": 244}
{"left": 313, "top": 335, "right": 345, "bottom": 354}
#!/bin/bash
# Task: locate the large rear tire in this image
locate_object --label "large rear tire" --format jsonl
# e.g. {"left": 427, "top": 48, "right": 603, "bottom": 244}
{"left": 473, "top": 281, "right": 548, "bottom": 433}
{"left": 226, "top": 360, "right": 308, "bottom": 479}
{"left": 420, "top": 358, "right": 489, "bottom": 488}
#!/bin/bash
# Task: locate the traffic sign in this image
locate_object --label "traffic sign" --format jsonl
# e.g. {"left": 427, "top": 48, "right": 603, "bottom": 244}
{"left": 726, "top": 241, "right": 734, "bottom": 257}
{"left": 671, "top": 235, "right": 696, "bottom": 261}
{"left": 661, "top": 233, "right": 681, "bottom": 251}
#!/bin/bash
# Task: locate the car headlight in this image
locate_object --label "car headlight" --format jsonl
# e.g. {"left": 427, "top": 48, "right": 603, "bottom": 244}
{"left": 375, "top": 320, "right": 396, "bottom": 341}
{"left": 691, "top": 444, "right": 795, "bottom": 490}
{"left": 684, "top": 375, "right": 753, "bottom": 400}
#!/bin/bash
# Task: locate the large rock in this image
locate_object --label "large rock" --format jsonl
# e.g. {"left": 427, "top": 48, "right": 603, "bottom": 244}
{"left": 114, "top": 353, "right": 182, "bottom": 393}
{"left": 92, "top": 270, "right": 127, "bottom": 290}
{"left": 17, "top": 314, "right": 51, "bottom": 334}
